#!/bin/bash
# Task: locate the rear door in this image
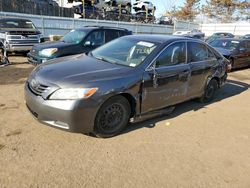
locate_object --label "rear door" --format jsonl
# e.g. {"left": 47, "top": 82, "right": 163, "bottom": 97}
{"left": 142, "top": 41, "right": 191, "bottom": 113}
{"left": 187, "top": 41, "right": 218, "bottom": 97}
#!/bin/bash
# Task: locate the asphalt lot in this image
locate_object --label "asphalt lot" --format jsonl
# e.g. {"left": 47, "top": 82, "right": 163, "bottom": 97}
{"left": 0, "top": 56, "right": 250, "bottom": 187}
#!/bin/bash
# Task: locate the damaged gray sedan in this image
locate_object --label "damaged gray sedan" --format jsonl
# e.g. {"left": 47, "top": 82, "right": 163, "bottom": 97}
{"left": 25, "top": 35, "right": 228, "bottom": 138}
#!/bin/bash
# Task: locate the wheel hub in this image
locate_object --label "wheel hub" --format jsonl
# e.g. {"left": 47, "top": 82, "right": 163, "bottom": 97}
{"left": 100, "top": 104, "right": 123, "bottom": 131}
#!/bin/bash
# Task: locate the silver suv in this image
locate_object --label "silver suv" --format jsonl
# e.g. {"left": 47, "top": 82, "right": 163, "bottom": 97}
{"left": 0, "top": 18, "right": 41, "bottom": 53}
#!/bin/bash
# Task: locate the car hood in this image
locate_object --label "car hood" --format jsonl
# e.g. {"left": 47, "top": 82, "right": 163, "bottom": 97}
{"left": 214, "top": 47, "right": 234, "bottom": 56}
{"left": 33, "top": 41, "right": 77, "bottom": 51}
{"left": 30, "top": 54, "right": 133, "bottom": 88}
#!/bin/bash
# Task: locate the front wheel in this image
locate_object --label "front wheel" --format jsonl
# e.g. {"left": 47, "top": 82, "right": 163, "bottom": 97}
{"left": 94, "top": 96, "right": 131, "bottom": 138}
{"left": 199, "top": 79, "right": 218, "bottom": 103}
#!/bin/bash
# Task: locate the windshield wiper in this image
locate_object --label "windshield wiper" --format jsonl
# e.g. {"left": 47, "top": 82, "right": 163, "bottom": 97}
{"left": 93, "top": 55, "right": 130, "bottom": 67}
{"left": 95, "top": 56, "right": 116, "bottom": 64}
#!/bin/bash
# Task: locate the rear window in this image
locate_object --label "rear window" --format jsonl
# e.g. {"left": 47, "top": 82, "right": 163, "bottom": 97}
{"left": 0, "top": 19, "right": 35, "bottom": 29}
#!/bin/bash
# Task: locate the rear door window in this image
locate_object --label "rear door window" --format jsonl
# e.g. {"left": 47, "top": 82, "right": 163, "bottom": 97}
{"left": 188, "top": 42, "right": 209, "bottom": 62}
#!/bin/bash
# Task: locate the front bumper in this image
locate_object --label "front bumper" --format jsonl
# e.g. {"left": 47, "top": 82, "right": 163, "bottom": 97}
{"left": 27, "top": 52, "right": 51, "bottom": 66}
{"left": 25, "top": 83, "right": 99, "bottom": 134}
{"left": 6, "top": 45, "right": 34, "bottom": 52}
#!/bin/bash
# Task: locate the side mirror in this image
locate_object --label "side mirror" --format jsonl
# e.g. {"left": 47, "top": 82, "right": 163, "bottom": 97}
{"left": 84, "top": 41, "right": 93, "bottom": 47}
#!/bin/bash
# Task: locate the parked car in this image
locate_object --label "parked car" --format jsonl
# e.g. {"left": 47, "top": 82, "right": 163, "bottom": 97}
{"left": 132, "top": 11, "right": 155, "bottom": 23}
{"left": 25, "top": 35, "right": 228, "bottom": 138}
{"left": 27, "top": 26, "right": 132, "bottom": 65}
{"left": 158, "top": 16, "right": 173, "bottom": 25}
{"left": 133, "top": 1, "right": 155, "bottom": 12}
{"left": 242, "top": 34, "right": 250, "bottom": 39}
{"left": 205, "top": 32, "right": 235, "bottom": 44}
{"left": 0, "top": 18, "right": 41, "bottom": 53}
{"left": 73, "top": 3, "right": 99, "bottom": 18}
{"left": 173, "top": 29, "right": 205, "bottom": 39}
{"left": 210, "top": 38, "right": 250, "bottom": 69}
{"left": 104, "top": 0, "right": 131, "bottom": 7}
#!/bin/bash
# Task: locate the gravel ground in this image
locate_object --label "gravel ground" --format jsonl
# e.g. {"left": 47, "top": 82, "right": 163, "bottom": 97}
{"left": 0, "top": 56, "right": 250, "bottom": 188}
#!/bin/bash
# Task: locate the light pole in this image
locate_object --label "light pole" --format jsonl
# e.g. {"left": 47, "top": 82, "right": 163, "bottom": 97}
{"left": 82, "top": 0, "right": 85, "bottom": 18}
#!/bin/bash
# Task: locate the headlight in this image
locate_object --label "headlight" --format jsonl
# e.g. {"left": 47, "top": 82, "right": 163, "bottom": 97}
{"left": 49, "top": 88, "right": 98, "bottom": 100}
{"left": 39, "top": 48, "right": 58, "bottom": 57}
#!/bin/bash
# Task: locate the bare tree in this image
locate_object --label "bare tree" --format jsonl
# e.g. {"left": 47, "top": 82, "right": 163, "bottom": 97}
{"left": 202, "top": 0, "right": 250, "bottom": 22}
{"left": 166, "top": 0, "right": 200, "bottom": 21}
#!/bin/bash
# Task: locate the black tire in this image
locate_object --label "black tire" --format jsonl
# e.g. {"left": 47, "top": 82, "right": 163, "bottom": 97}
{"left": 94, "top": 96, "right": 131, "bottom": 138}
{"left": 199, "top": 79, "right": 218, "bottom": 103}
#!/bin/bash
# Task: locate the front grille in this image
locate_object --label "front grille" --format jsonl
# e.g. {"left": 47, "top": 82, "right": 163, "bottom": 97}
{"left": 28, "top": 82, "right": 50, "bottom": 96}
{"left": 9, "top": 31, "right": 38, "bottom": 35}
{"left": 8, "top": 40, "right": 39, "bottom": 44}
{"left": 28, "top": 55, "right": 39, "bottom": 65}
{"left": 7, "top": 35, "right": 39, "bottom": 40}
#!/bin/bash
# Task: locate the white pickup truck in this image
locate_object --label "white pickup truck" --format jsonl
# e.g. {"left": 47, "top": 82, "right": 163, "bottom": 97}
{"left": 0, "top": 18, "right": 41, "bottom": 53}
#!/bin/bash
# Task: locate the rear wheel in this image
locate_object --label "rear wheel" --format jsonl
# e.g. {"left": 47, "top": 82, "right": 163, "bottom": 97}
{"left": 94, "top": 96, "right": 131, "bottom": 138}
{"left": 199, "top": 79, "right": 218, "bottom": 103}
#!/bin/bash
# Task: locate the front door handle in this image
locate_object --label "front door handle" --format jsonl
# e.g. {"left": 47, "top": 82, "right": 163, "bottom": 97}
{"left": 179, "top": 70, "right": 189, "bottom": 81}
{"left": 179, "top": 70, "right": 189, "bottom": 77}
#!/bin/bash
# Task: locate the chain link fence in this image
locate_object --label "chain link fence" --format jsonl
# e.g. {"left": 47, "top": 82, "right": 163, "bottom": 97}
{"left": 0, "top": 0, "right": 74, "bottom": 17}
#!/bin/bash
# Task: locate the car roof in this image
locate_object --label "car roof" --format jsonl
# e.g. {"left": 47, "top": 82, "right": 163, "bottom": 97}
{"left": 214, "top": 32, "right": 234, "bottom": 35}
{"left": 75, "top": 26, "right": 130, "bottom": 32}
{"left": 122, "top": 34, "right": 196, "bottom": 44}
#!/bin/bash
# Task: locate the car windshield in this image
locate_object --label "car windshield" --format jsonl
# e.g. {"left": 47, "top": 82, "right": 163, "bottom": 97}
{"left": 91, "top": 38, "right": 158, "bottom": 67}
{"left": 0, "top": 19, "right": 35, "bottom": 29}
{"left": 210, "top": 40, "right": 239, "bottom": 50}
{"left": 60, "top": 30, "right": 88, "bottom": 44}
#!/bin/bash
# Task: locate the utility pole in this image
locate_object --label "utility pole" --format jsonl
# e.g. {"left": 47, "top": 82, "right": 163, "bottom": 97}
{"left": 82, "top": 0, "right": 85, "bottom": 18}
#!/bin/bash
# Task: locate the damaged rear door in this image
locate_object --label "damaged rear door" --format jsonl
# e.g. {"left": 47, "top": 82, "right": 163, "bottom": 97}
{"left": 141, "top": 41, "right": 191, "bottom": 114}
{"left": 187, "top": 41, "right": 219, "bottom": 97}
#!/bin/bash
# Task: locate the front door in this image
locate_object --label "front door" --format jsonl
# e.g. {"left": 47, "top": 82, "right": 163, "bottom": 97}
{"left": 141, "top": 41, "right": 191, "bottom": 114}
{"left": 83, "top": 30, "right": 105, "bottom": 52}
